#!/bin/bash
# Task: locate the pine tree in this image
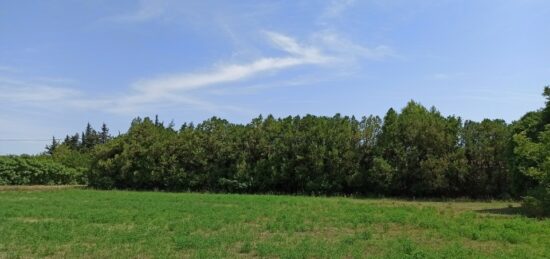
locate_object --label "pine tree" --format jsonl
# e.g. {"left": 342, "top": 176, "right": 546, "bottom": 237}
{"left": 83, "top": 123, "right": 99, "bottom": 149}
{"left": 155, "top": 115, "right": 160, "bottom": 126}
{"left": 45, "top": 136, "right": 59, "bottom": 155}
{"left": 542, "top": 86, "right": 550, "bottom": 125}
{"left": 66, "top": 133, "right": 80, "bottom": 150}
{"left": 81, "top": 132, "right": 87, "bottom": 150}
{"left": 100, "top": 123, "right": 110, "bottom": 144}
{"left": 168, "top": 120, "right": 175, "bottom": 130}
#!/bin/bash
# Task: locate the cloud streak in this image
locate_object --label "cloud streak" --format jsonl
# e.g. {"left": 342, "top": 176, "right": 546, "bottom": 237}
{"left": 93, "top": 0, "right": 395, "bottom": 113}
{"left": 0, "top": 31, "right": 334, "bottom": 114}
{"left": 0, "top": 65, "right": 18, "bottom": 73}
{"left": 104, "top": 0, "right": 168, "bottom": 23}
{"left": 0, "top": 77, "right": 79, "bottom": 103}
{"left": 322, "top": 0, "right": 357, "bottom": 19}
{"left": 0, "top": 28, "right": 394, "bottom": 115}
{"left": 314, "top": 31, "right": 395, "bottom": 61}
{"left": 104, "top": 31, "right": 331, "bottom": 113}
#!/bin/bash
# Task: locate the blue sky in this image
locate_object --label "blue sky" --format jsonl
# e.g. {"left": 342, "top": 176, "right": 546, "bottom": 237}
{"left": 1, "top": 0, "right": 549, "bottom": 154}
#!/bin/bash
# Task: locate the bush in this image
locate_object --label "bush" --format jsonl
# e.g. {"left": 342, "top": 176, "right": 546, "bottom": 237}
{"left": 52, "top": 145, "right": 92, "bottom": 173}
{"left": 0, "top": 155, "right": 84, "bottom": 185}
{"left": 522, "top": 186, "right": 550, "bottom": 217}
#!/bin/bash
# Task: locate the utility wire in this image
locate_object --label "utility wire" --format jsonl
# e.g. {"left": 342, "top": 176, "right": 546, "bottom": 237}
{"left": 0, "top": 139, "right": 52, "bottom": 142}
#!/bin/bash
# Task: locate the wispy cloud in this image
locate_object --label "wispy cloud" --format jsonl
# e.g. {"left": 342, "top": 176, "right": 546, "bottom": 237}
{"left": 451, "top": 89, "right": 541, "bottom": 103}
{"left": 8, "top": 0, "right": 394, "bottom": 116}
{"left": 105, "top": 31, "right": 331, "bottom": 113}
{"left": 0, "top": 77, "right": 79, "bottom": 103}
{"left": 0, "top": 65, "right": 18, "bottom": 73}
{"left": 1, "top": 27, "right": 394, "bottom": 115}
{"left": 207, "top": 75, "right": 337, "bottom": 96}
{"left": 322, "top": 0, "right": 357, "bottom": 19}
{"left": 314, "top": 31, "right": 395, "bottom": 61}
{"left": 103, "top": 0, "right": 279, "bottom": 25}
{"left": 0, "top": 31, "right": 333, "bottom": 115}
{"left": 264, "top": 31, "right": 327, "bottom": 62}
{"left": 314, "top": 1, "right": 395, "bottom": 63}
{"left": 427, "top": 72, "right": 466, "bottom": 80}
{"left": 105, "top": 0, "right": 168, "bottom": 23}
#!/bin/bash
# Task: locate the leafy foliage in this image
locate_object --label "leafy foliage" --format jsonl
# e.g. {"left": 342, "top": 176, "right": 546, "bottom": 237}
{"left": 463, "top": 119, "right": 512, "bottom": 197}
{"left": 512, "top": 86, "right": 550, "bottom": 216}
{"left": 0, "top": 155, "right": 84, "bottom": 185}
{"left": 85, "top": 102, "right": 519, "bottom": 198}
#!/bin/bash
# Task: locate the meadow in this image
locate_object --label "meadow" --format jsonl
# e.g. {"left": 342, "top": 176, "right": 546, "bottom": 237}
{"left": 0, "top": 188, "right": 549, "bottom": 258}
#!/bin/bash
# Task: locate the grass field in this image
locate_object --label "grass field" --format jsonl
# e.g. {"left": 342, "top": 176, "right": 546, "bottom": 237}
{"left": 0, "top": 188, "right": 549, "bottom": 258}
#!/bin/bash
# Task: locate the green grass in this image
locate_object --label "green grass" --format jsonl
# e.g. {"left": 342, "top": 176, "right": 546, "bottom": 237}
{"left": 0, "top": 188, "right": 549, "bottom": 258}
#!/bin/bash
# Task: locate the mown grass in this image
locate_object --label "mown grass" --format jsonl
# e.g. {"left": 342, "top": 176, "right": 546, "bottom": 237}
{"left": 0, "top": 189, "right": 549, "bottom": 258}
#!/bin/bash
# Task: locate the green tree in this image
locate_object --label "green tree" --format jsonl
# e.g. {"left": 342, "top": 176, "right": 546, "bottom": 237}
{"left": 512, "top": 86, "right": 550, "bottom": 216}
{"left": 349, "top": 115, "right": 387, "bottom": 194}
{"left": 462, "top": 119, "right": 512, "bottom": 197}
{"left": 99, "top": 123, "right": 110, "bottom": 144}
{"left": 64, "top": 133, "right": 80, "bottom": 150}
{"left": 376, "top": 102, "right": 465, "bottom": 196}
{"left": 45, "top": 136, "right": 59, "bottom": 155}
{"left": 82, "top": 123, "right": 100, "bottom": 150}
{"left": 89, "top": 117, "right": 178, "bottom": 189}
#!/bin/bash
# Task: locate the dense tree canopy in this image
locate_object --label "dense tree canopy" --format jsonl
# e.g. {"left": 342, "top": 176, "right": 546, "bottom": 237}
{"left": 510, "top": 87, "right": 550, "bottom": 215}
{"left": 80, "top": 101, "right": 525, "bottom": 198}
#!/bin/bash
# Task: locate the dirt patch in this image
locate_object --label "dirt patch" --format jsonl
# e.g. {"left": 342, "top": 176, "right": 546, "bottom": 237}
{"left": 15, "top": 217, "right": 60, "bottom": 223}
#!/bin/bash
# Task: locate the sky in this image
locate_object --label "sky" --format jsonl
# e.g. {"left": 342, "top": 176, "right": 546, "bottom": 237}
{"left": 1, "top": 0, "right": 549, "bottom": 154}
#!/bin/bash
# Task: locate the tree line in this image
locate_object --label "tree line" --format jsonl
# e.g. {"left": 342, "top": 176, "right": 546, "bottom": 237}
{"left": 85, "top": 103, "right": 519, "bottom": 198}
{"left": 2, "top": 88, "right": 549, "bottom": 216}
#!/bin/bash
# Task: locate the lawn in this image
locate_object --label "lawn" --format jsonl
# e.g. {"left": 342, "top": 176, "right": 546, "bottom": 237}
{"left": 0, "top": 188, "right": 549, "bottom": 258}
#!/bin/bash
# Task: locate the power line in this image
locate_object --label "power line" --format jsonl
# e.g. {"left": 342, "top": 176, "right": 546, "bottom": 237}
{"left": 0, "top": 139, "right": 52, "bottom": 142}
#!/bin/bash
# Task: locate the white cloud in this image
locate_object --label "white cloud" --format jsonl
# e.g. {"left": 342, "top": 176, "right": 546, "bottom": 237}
{"left": 1, "top": 32, "right": 331, "bottom": 114}
{"left": 0, "top": 77, "right": 80, "bottom": 103}
{"left": 431, "top": 73, "right": 451, "bottom": 80}
{"left": 106, "top": 0, "right": 168, "bottom": 23}
{"left": 312, "top": 31, "right": 395, "bottom": 61}
{"left": 427, "top": 72, "right": 466, "bottom": 80}
{"left": 34, "top": 77, "right": 77, "bottom": 85}
{"left": 1, "top": 24, "right": 393, "bottom": 116}
{"left": 102, "top": 1, "right": 394, "bottom": 83}
{"left": 207, "top": 75, "right": 336, "bottom": 96}
{"left": 102, "top": 31, "right": 331, "bottom": 113}
{"left": 315, "top": 1, "right": 395, "bottom": 63}
{"left": 0, "top": 65, "right": 18, "bottom": 73}
{"left": 322, "top": 0, "right": 357, "bottom": 19}
{"left": 263, "top": 31, "right": 326, "bottom": 62}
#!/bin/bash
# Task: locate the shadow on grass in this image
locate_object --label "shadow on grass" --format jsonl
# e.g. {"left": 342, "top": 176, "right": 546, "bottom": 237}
{"left": 475, "top": 206, "right": 528, "bottom": 217}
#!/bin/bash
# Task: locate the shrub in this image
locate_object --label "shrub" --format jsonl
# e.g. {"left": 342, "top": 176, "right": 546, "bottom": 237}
{"left": 0, "top": 155, "right": 84, "bottom": 185}
{"left": 522, "top": 186, "right": 550, "bottom": 217}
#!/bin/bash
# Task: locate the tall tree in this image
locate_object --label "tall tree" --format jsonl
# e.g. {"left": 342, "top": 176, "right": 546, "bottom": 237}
{"left": 45, "top": 136, "right": 59, "bottom": 155}
{"left": 463, "top": 119, "right": 511, "bottom": 197}
{"left": 512, "top": 86, "right": 550, "bottom": 215}
{"left": 65, "top": 133, "right": 80, "bottom": 150}
{"left": 99, "top": 123, "right": 110, "bottom": 144}
{"left": 82, "top": 123, "right": 99, "bottom": 149}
